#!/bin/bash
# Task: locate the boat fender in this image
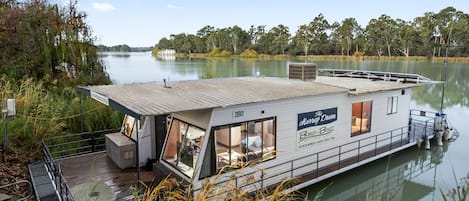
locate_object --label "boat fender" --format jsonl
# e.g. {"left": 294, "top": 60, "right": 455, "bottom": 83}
{"left": 424, "top": 136, "right": 431, "bottom": 150}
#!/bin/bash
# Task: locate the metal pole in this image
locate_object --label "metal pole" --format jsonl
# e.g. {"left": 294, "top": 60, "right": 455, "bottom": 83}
{"left": 440, "top": 45, "right": 448, "bottom": 113}
{"left": 136, "top": 119, "right": 140, "bottom": 194}
{"left": 440, "top": 27, "right": 451, "bottom": 113}
{"left": 79, "top": 95, "right": 84, "bottom": 132}
{"left": 3, "top": 99, "right": 8, "bottom": 152}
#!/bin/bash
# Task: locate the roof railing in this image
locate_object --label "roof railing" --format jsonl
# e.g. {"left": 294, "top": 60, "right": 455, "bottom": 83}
{"left": 319, "top": 69, "right": 443, "bottom": 84}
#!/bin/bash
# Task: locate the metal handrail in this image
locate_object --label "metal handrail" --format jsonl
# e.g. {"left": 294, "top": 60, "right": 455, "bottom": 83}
{"left": 319, "top": 69, "right": 443, "bottom": 84}
{"left": 0, "top": 180, "right": 33, "bottom": 201}
{"left": 57, "top": 164, "right": 75, "bottom": 201}
{"left": 195, "top": 115, "right": 435, "bottom": 194}
{"left": 39, "top": 128, "right": 120, "bottom": 201}
{"left": 43, "top": 128, "right": 119, "bottom": 159}
{"left": 197, "top": 126, "right": 410, "bottom": 192}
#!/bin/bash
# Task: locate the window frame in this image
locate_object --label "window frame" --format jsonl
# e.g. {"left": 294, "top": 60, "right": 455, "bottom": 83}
{"left": 161, "top": 118, "right": 206, "bottom": 178}
{"left": 201, "top": 117, "right": 276, "bottom": 178}
{"left": 351, "top": 101, "right": 373, "bottom": 137}
{"left": 387, "top": 96, "right": 398, "bottom": 115}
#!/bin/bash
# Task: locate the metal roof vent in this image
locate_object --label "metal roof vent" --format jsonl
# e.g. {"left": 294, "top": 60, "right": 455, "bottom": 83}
{"left": 289, "top": 63, "right": 317, "bottom": 81}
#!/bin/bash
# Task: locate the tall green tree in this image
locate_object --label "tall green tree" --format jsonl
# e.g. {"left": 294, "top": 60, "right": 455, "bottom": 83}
{"left": 309, "top": 14, "right": 331, "bottom": 55}
{"left": 0, "top": 0, "right": 107, "bottom": 85}
{"left": 156, "top": 37, "right": 173, "bottom": 49}
{"left": 365, "top": 15, "right": 397, "bottom": 56}
{"left": 434, "top": 7, "right": 458, "bottom": 56}
{"left": 258, "top": 24, "right": 290, "bottom": 55}
{"left": 293, "top": 24, "right": 313, "bottom": 56}
{"left": 414, "top": 12, "right": 437, "bottom": 58}
{"left": 395, "top": 19, "right": 418, "bottom": 57}
{"left": 450, "top": 12, "right": 469, "bottom": 56}
{"left": 229, "top": 25, "right": 250, "bottom": 54}
{"left": 196, "top": 25, "right": 214, "bottom": 52}
{"left": 333, "top": 18, "right": 361, "bottom": 56}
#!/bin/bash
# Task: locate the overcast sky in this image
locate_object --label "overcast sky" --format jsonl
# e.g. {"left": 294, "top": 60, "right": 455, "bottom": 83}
{"left": 73, "top": 0, "right": 469, "bottom": 47}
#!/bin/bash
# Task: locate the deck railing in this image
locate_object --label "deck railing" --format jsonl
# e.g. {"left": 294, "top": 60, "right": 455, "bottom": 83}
{"left": 40, "top": 128, "right": 120, "bottom": 201}
{"left": 43, "top": 128, "right": 120, "bottom": 159}
{"left": 195, "top": 110, "right": 437, "bottom": 195}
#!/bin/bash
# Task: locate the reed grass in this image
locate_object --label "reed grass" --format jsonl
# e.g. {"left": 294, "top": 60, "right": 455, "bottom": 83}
{"left": 0, "top": 76, "right": 122, "bottom": 155}
{"left": 440, "top": 171, "right": 469, "bottom": 201}
{"left": 132, "top": 161, "right": 310, "bottom": 201}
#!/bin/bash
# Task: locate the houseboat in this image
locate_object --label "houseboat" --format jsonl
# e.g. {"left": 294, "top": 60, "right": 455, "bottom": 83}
{"left": 76, "top": 63, "right": 448, "bottom": 197}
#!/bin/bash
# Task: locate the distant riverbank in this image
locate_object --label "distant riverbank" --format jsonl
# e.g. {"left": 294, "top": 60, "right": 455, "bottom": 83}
{"left": 172, "top": 53, "right": 469, "bottom": 63}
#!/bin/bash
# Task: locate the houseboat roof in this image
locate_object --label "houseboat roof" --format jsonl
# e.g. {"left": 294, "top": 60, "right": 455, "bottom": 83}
{"left": 315, "top": 76, "right": 427, "bottom": 95}
{"left": 77, "top": 75, "right": 432, "bottom": 118}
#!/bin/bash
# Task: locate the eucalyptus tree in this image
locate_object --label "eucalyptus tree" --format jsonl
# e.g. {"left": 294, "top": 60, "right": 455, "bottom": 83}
{"left": 434, "top": 7, "right": 459, "bottom": 56}
{"left": 365, "top": 15, "right": 397, "bottom": 56}
{"left": 229, "top": 25, "right": 250, "bottom": 54}
{"left": 257, "top": 24, "right": 290, "bottom": 54}
{"left": 365, "top": 18, "right": 384, "bottom": 56}
{"left": 333, "top": 17, "right": 360, "bottom": 56}
{"left": 451, "top": 12, "right": 469, "bottom": 56}
{"left": 395, "top": 19, "right": 418, "bottom": 57}
{"left": 196, "top": 25, "right": 214, "bottom": 52}
{"left": 308, "top": 14, "right": 331, "bottom": 55}
{"left": 414, "top": 12, "right": 437, "bottom": 57}
{"left": 293, "top": 24, "right": 313, "bottom": 56}
{"left": 156, "top": 37, "right": 173, "bottom": 49}
{"left": 250, "top": 25, "right": 267, "bottom": 52}
{"left": 170, "top": 33, "right": 188, "bottom": 53}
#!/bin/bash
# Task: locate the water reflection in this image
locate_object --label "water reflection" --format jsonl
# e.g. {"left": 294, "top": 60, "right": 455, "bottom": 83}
{"left": 305, "top": 143, "right": 448, "bottom": 201}
{"left": 99, "top": 52, "right": 131, "bottom": 58}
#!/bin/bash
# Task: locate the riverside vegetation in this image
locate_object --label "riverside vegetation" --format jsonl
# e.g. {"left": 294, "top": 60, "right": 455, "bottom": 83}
{"left": 153, "top": 7, "right": 469, "bottom": 59}
{"left": 1, "top": 0, "right": 467, "bottom": 200}
{"left": 0, "top": 1, "right": 308, "bottom": 200}
{"left": 0, "top": 0, "right": 122, "bottom": 197}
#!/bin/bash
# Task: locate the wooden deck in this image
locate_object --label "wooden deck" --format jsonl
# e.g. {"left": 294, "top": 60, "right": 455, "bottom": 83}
{"left": 56, "top": 152, "right": 154, "bottom": 200}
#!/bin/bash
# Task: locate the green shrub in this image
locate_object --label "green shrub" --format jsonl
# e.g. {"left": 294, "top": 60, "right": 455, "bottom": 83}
{"left": 240, "top": 49, "right": 259, "bottom": 58}
{"left": 151, "top": 47, "right": 161, "bottom": 56}
{"left": 353, "top": 51, "right": 364, "bottom": 57}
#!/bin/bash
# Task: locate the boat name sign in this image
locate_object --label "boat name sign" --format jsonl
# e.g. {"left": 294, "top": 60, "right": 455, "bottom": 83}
{"left": 297, "top": 107, "right": 337, "bottom": 149}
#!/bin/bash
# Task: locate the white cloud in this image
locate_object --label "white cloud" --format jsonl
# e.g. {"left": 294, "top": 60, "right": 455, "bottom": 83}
{"left": 92, "top": 2, "right": 116, "bottom": 12}
{"left": 167, "top": 4, "right": 183, "bottom": 9}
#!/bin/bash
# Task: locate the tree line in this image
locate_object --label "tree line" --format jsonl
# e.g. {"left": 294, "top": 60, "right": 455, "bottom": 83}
{"left": 155, "top": 7, "right": 469, "bottom": 57}
{"left": 97, "top": 44, "right": 153, "bottom": 52}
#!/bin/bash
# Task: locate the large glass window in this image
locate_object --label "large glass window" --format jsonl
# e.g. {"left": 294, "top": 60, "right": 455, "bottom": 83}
{"left": 201, "top": 117, "right": 276, "bottom": 177}
{"left": 162, "top": 119, "right": 205, "bottom": 178}
{"left": 351, "top": 101, "right": 372, "bottom": 136}
{"left": 387, "top": 96, "right": 398, "bottom": 115}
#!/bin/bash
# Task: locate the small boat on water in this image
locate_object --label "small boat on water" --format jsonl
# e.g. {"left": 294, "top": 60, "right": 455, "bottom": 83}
{"left": 74, "top": 63, "right": 456, "bottom": 197}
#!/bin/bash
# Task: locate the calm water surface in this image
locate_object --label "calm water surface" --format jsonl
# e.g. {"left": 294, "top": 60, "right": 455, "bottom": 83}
{"left": 102, "top": 52, "right": 469, "bottom": 201}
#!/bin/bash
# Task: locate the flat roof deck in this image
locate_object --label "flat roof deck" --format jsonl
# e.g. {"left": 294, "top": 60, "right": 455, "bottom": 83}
{"left": 77, "top": 77, "right": 348, "bottom": 117}
{"left": 56, "top": 152, "right": 153, "bottom": 200}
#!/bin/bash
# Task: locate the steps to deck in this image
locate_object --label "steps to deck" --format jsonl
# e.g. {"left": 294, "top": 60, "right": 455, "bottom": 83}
{"left": 28, "top": 161, "right": 60, "bottom": 201}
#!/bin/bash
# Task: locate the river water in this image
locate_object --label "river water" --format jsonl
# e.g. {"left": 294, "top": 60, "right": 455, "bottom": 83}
{"left": 101, "top": 52, "right": 468, "bottom": 201}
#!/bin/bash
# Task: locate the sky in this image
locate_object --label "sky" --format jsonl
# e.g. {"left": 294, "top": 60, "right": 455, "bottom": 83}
{"left": 70, "top": 0, "right": 469, "bottom": 47}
